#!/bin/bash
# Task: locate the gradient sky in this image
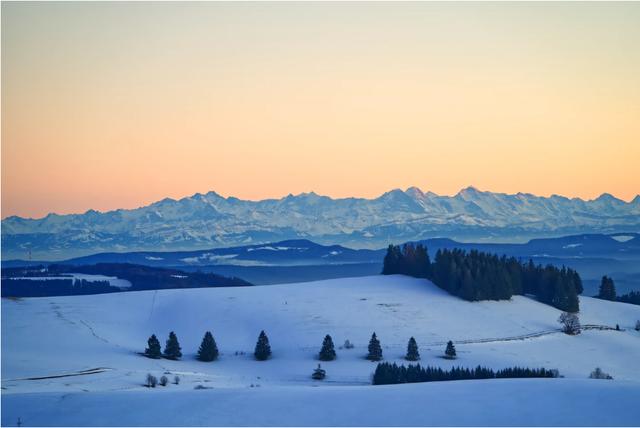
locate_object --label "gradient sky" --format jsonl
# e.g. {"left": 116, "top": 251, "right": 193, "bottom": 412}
{"left": 2, "top": 2, "right": 639, "bottom": 219}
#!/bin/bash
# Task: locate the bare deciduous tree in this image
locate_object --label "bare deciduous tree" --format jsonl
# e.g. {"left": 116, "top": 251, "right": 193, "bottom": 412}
{"left": 558, "top": 312, "right": 581, "bottom": 335}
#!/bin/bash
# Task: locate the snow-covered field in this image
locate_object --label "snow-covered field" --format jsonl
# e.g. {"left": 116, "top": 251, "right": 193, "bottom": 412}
{"left": 2, "top": 275, "right": 640, "bottom": 426}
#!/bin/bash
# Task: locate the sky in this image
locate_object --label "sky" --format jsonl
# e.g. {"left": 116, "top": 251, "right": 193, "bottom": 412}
{"left": 2, "top": 2, "right": 639, "bottom": 219}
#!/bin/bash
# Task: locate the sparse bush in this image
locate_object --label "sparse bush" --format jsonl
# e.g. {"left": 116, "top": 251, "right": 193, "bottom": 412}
{"left": 635, "top": 320, "right": 640, "bottom": 331}
{"left": 558, "top": 312, "right": 581, "bottom": 335}
{"left": 174, "top": 375, "right": 180, "bottom": 385}
{"left": 159, "top": 375, "right": 168, "bottom": 386}
{"left": 615, "top": 324, "right": 620, "bottom": 331}
{"left": 312, "top": 364, "right": 326, "bottom": 380}
{"left": 343, "top": 339, "right": 354, "bottom": 349}
{"left": 146, "top": 373, "right": 158, "bottom": 388}
{"left": 444, "top": 341, "right": 457, "bottom": 359}
{"left": 589, "top": 367, "right": 613, "bottom": 380}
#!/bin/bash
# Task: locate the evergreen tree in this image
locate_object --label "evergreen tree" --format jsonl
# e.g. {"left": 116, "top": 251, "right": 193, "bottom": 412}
{"left": 319, "top": 334, "right": 336, "bottom": 361}
{"left": 197, "top": 331, "right": 219, "bottom": 362}
{"left": 618, "top": 291, "right": 640, "bottom": 305}
{"left": 444, "top": 341, "right": 456, "bottom": 359}
{"left": 382, "top": 245, "right": 403, "bottom": 275}
{"left": 405, "top": 337, "right": 420, "bottom": 361}
{"left": 163, "top": 331, "right": 182, "bottom": 360}
{"left": 598, "top": 276, "right": 616, "bottom": 301}
{"left": 145, "top": 334, "right": 162, "bottom": 359}
{"left": 254, "top": 330, "right": 272, "bottom": 361}
{"left": 367, "top": 332, "right": 383, "bottom": 361}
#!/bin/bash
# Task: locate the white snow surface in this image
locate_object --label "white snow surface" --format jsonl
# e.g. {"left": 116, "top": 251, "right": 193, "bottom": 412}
{"left": 2, "top": 275, "right": 640, "bottom": 426}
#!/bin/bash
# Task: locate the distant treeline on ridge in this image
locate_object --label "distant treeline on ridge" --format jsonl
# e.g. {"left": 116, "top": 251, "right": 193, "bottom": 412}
{"left": 372, "top": 362, "right": 558, "bottom": 385}
{"left": 382, "top": 243, "right": 581, "bottom": 312}
{"left": 1, "top": 263, "right": 252, "bottom": 298}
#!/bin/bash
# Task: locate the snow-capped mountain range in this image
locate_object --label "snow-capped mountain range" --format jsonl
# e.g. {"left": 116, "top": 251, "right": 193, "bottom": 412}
{"left": 2, "top": 186, "right": 639, "bottom": 260}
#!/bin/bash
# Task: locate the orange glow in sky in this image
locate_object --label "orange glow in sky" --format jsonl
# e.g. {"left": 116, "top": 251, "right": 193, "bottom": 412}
{"left": 2, "top": 2, "right": 639, "bottom": 219}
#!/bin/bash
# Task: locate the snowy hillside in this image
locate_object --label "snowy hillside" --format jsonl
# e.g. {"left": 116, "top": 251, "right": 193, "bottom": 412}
{"left": 2, "top": 275, "right": 640, "bottom": 426}
{"left": 3, "top": 186, "right": 639, "bottom": 259}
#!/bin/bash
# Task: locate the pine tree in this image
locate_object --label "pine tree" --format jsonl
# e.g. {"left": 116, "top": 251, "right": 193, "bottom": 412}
{"left": 598, "top": 276, "right": 616, "bottom": 301}
{"left": 444, "top": 341, "right": 456, "bottom": 359}
{"left": 367, "top": 332, "right": 383, "bottom": 361}
{"left": 145, "top": 334, "right": 162, "bottom": 359}
{"left": 319, "top": 334, "right": 336, "bottom": 361}
{"left": 197, "top": 331, "right": 219, "bottom": 362}
{"left": 254, "top": 330, "right": 272, "bottom": 361}
{"left": 163, "top": 331, "right": 182, "bottom": 360}
{"left": 405, "top": 337, "right": 420, "bottom": 361}
{"left": 382, "top": 245, "right": 403, "bottom": 275}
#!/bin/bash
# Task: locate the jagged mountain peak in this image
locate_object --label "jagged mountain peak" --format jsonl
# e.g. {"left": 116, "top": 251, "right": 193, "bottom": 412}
{"left": 2, "top": 187, "right": 638, "bottom": 260}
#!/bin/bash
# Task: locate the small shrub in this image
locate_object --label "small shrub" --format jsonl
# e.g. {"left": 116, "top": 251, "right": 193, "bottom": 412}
{"left": 173, "top": 375, "right": 180, "bottom": 385}
{"left": 159, "top": 375, "right": 169, "bottom": 386}
{"left": 635, "top": 320, "right": 640, "bottom": 331}
{"left": 589, "top": 367, "right": 613, "bottom": 380}
{"left": 444, "top": 341, "right": 456, "bottom": 359}
{"left": 312, "top": 364, "right": 326, "bottom": 380}
{"left": 146, "top": 373, "right": 158, "bottom": 388}
{"left": 343, "top": 339, "right": 354, "bottom": 349}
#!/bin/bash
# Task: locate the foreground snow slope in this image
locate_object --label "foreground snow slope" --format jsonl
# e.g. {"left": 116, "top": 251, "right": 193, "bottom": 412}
{"left": 3, "top": 275, "right": 640, "bottom": 426}
{"left": 4, "top": 379, "right": 640, "bottom": 427}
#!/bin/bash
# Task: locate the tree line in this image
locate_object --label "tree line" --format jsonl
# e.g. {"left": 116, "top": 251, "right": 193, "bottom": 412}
{"left": 1, "top": 278, "right": 117, "bottom": 297}
{"left": 382, "top": 243, "right": 581, "bottom": 312}
{"left": 143, "top": 331, "right": 458, "bottom": 363}
{"left": 1, "top": 263, "right": 252, "bottom": 298}
{"left": 597, "top": 275, "right": 640, "bottom": 306}
{"left": 372, "top": 362, "right": 558, "bottom": 385}
{"left": 144, "top": 330, "right": 270, "bottom": 361}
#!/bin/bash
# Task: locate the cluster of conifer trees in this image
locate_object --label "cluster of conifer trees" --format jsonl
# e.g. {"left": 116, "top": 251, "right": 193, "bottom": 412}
{"left": 144, "top": 330, "right": 271, "bottom": 361}
{"left": 372, "top": 362, "right": 557, "bottom": 385}
{"left": 596, "top": 275, "right": 640, "bottom": 306}
{"left": 617, "top": 291, "right": 640, "bottom": 306}
{"left": 597, "top": 275, "right": 617, "bottom": 300}
{"left": 2, "top": 278, "right": 117, "bottom": 297}
{"left": 382, "top": 243, "right": 581, "bottom": 312}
